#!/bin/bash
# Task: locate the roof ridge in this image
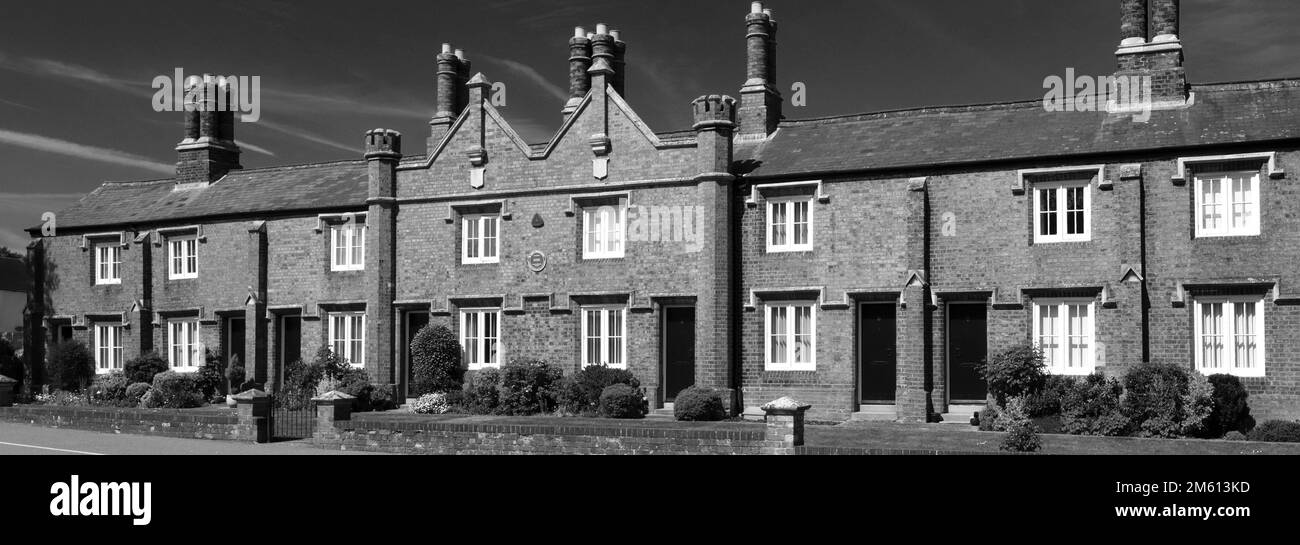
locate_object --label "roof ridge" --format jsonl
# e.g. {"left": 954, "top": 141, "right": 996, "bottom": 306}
{"left": 781, "top": 98, "right": 1046, "bottom": 125}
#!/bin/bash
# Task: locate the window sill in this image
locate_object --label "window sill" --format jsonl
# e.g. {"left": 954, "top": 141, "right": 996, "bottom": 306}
{"left": 1197, "top": 368, "right": 1265, "bottom": 378}
{"left": 168, "top": 276, "right": 199, "bottom": 281}
{"left": 766, "top": 247, "right": 814, "bottom": 254}
{"left": 460, "top": 260, "right": 501, "bottom": 266}
{"left": 763, "top": 365, "right": 818, "bottom": 372}
{"left": 170, "top": 367, "right": 200, "bottom": 373}
{"left": 582, "top": 255, "right": 626, "bottom": 261}
{"left": 94, "top": 281, "right": 123, "bottom": 286}
{"left": 1193, "top": 233, "right": 1262, "bottom": 240}
{"left": 329, "top": 268, "right": 366, "bottom": 273}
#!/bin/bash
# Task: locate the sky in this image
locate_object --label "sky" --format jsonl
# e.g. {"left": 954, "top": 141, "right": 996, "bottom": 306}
{"left": 1, "top": 0, "right": 1299, "bottom": 253}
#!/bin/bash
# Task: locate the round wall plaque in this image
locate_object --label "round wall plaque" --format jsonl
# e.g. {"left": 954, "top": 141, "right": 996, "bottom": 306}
{"left": 527, "top": 251, "right": 547, "bottom": 273}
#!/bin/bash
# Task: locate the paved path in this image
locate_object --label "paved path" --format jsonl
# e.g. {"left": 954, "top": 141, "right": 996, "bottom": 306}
{"left": 0, "top": 422, "right": 386, "bottom": 455}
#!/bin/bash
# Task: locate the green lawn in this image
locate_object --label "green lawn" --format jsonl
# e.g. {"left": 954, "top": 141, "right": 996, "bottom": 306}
{"left": 806, "top": 422, "right": 1300, "bottom": 455}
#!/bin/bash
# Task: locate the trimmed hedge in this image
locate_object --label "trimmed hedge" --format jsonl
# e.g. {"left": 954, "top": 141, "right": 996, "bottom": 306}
{"left": 1247, "top": 420, "right": 1300, "bottom": 443}
{"left": 598, "top": 384, "right": 646, "bottom": 419}
{"left": 151, "top": 371, "right": 205, "bottom": 409}
{"left": 562, "top": 364, "right": 641, "bottom": 416}
{"left": 978, "top": 345, "right": 1046, "bottom": 406}
{"left": 123, "top": 351, "right": 168, "bottom": 385}
{"left": 1203, "top": 374, "right": 1255, "bottom": 438}
{"left": 46, "top": 341, "right": 94, "bottom": 392}
{"left": 674, "top": 387, "right": 726, "bottom": 422}
{"left": 497, "top": 360, "right": 564, "bottom": 416}
{"left": 410, "top": 325, "right": 465, "bottom": 396}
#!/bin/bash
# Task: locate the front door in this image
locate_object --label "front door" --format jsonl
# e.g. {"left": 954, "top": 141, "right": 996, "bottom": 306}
{"left": 226, "top": 317, "right": 246, "bottom": 368}
{"left": 948, "top": 303, "right": 988, "bottom": 403}
{"left": 277, "top": 315, "right": 302, "bottom": 388}
{"left": 402, "top": 311, "right": 430, "bottom": 397}
{"left": 662, "top": 307, "right": 696, "bottom": 402}
{"left": 858, "top": 302, "right": 897, "bottom": 404}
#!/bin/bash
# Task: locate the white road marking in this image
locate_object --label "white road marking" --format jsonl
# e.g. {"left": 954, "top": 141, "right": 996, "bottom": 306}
{"left": 0, "top": 441, "right": 106, "bottom": 455}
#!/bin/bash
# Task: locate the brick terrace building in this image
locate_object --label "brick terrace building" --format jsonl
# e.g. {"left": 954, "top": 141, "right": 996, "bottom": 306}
{"left": 24, "top": 1, "right": 1300, "bottom": 422}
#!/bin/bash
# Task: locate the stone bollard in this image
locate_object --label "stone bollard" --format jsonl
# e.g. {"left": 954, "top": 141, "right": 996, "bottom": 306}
{"left": 761, "top": 396, "right": 812, "bottom": 455}
{"left": 311, "top": 391, "right": 354, "bottom": 441}
{"left": 0, "top": 375, "right": 16, "bottom": 407}
{"left": 233, "top": 389, "right": 271, "bottom": 444}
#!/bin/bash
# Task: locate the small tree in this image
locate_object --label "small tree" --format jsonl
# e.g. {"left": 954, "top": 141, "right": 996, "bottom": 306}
{"left": 46, "top": 340, "right": 94, "bottom": 392}
{"left": 0, "top": 338, "right": 22, "bottom": 391}
{"left": 124, "top": 351, "right": 169, "bottom": 385}
{"left": 225, "top": 354, "right": 246, "bottom": 395}
{"left": 977, "top": 345, "right": 1047, "bottom": 406}
{"left": 410, "top": 325, "right": 464, "bottom": 396}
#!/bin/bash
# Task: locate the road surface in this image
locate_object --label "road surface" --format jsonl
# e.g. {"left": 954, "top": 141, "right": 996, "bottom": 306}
{"left": 0, "top": 422, "right": 386, "bottom": 455}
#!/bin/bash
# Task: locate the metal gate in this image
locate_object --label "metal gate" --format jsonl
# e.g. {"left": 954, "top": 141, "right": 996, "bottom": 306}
{"left": 270, "top": 394, "right": 316, "bottom": 441}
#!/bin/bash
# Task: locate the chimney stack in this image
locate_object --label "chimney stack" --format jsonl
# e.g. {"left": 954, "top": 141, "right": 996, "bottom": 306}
{"left": 590, "top": 24, "right": 618, "bottom": 99}
{"left": 176, "top": 74, "right": 241, "bottom": 186}
{"left": 738, "top": 2, "right": 782, "bottom": 141}
{"left": 1115, "top": 0, "right": 1187, "bottom": 103}
{"left": 430, "top": 44, "right": 467, "bottom": 155}
{"left": 611, "top": 29, "right": 627, "bottom": 98}
{"left": 564, "top": 26, "right": 593, "bottom": 119}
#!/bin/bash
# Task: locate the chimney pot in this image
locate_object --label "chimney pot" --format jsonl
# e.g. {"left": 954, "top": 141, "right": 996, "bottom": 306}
{"left": 575, "top": 26, "right": 586, "bottom": 38}
{"left": 455, "top": 49, "right": 466, "bottom": 60}
{"left": 752, "top": 2, "right": 764, "bottom": 14}
{"left": 596, "top": 23, "right": 609, "bottom": 35}
{"left": 442, "top": 43, "right": 452, "bottom": 54}
{"left": 610, "top": 29, "right": 621, "bottom": 41}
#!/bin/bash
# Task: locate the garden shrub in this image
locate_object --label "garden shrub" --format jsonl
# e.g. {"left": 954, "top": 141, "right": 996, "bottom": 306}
{"left": 977, "top": 401, "right": 1000, "bottom": 432}
{"left": 140, "top": 388, "right": 163, "bottom": 409}
{"left": 371, "top": 385, "right": 398, "bottom": 412}
{"left": 599, "top": 384, "right": 646, "bottom": 419}
{"left": 1001, "top": 422, "right": 1043, "bottom": 452}
{"left": 410, "top": 325, "right": 465, "bottom": 396}
{"left": 0, "top": 338, "right": 23, "bottom": 389}
{"left": 1201, "top": 374, "right": 1255, "bottom": 438}
{"left": 124, "top": 382, "right": 152, "bottom": 403}
{"left": 1060, "top": 373, "right": 1130, "bottom": 436}
{"left": 1120, "top": 363, "right": 1212, "bottom": 438}
{"left": 463, "top": 368, "right": 502, "bottom": 414}
{"left": 412, "top": 393, "right": 450, "bottom": 415}
{"left": 977, "top": 345, "right": 1047, "bottom": 405}
{"left": 150, "top": 371, "right": 206, "bottom": 409}
{"left": 1025, "top": 375, "right": 1077, "bottom": 418}
{"left": 1247, "top": 420, "right": 1300, "bottom": 443}
{"left": 562, "top": 364, "right": 641, "bottom": 416}
{"left": 89, "top": 372, "right": 130, "bottom": 405}
{"left": 46, "top": 340, "right": 94, "bottom": 392}
{"left": 674, "top": 386, "right": 726, "bottom": 422}
{"left": 36, "top": 390, "right": 88, "bottom": 407}
{"left": 442, "top": 389, "right": 466, "bottom": 412}
{"left": 1223, "top": 431, "right": 1248, "bottom": 441}
{"left": 497, "top": 360, "right": 564, "bottom": 416}
{"left": 196, "top": 351, "right": 225, "bottom": 402}
{"left": 123, "top": 351, "right": 169, "bottom": 385}
{"left": 224, "top": 354, "right": 245, "bottom": 396}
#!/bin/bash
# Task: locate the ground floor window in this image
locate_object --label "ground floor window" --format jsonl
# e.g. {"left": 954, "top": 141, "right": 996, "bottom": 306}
{"left": 329, "top": 312, "right": 366, "bottom": 367}
{"left": 94, "top": 324, "right": 123, "bottom": 373}
{"left": 581, "top": 306, "right": 626, "bottom": 368}
{"left": 765, "top": 302, "right": 816, "bottom": 371}
{"left": 460, "top": 309, "right": 501, "bottom": 369}
{"left": 1033, "top": 299, "right": 1094, "bottom": 375}
{"left": 168, "top": 319, "right": 201, "bottom": 371}
{"left": 1194, "top": 297, "right": 1265, "bottom": 377}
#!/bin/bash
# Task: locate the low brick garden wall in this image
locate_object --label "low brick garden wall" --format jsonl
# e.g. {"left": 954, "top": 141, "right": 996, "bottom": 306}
{"left": 315, "top": 414, "right": 772, "bottom": 455}
{"left": 0, "top": 404, "right": 252, "bottom": 442}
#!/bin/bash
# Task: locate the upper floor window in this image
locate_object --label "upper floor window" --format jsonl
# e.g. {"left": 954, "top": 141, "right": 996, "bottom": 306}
{"left": 1195, "top": 297, "right": 1265, "bottom": 377}
{"left": 765, "top": 302, "right": 816, "bottom": 371}
{"left": 1033, "top": 299, "right": 1095, "bottom": 375}
{"left": 168, "top": 236, "right": 198, "bottom": 280}
{"left": 1034, "top": 181, "right": 1090, "bottom": 243}
{"left": 95, "top": 244, "right": 121, "bottom": 285}
{"left": 331, "top": 224, "right": 366, "bottom": 271}
{"left": 583, "top": 205, "right": 625, "bottom": 260}
{"left": 168, "top": 319, "right": 201, "bottom": 371}
{"left": 766, "top": 197, "right": 813, "bottom": 252}
{"left": 1195, "top": 172, "right": 1260, "bottom": 238}
{"left": 328, "top": 312, "right": 366, "bottom": 367}
{"left": 94, "top": 324, "right": 123, "bottom": 373}
{"left": 460, "top": 309, "right": 501, "bottom": 369}
{"left": 581, "top": 306, "right": 626, "bottom": 368}
{"left": 462, "top": 214, "right": 500, "bottom": 265}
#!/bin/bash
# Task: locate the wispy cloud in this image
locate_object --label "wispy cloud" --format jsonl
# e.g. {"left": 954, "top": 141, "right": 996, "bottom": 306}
{"left": 256, "top": 120, "right": 358, "bottom": 155}
{"left": 262, "top": 86, "right": 428, "bottom": 119}
{"left": 0, "top": 192, "right": 84, "bottom": 252}
{"left": 478, "top": 54, "right": 570, "bottom": 103}
{"left": 0, "top": 129, "right": 174, "bottom": 174}
{"left": 235, "top": 139, "right": 276, "bottom": 157}
{"left": 0, "top": 56, "right": 149, "bottom": 96}
{"left": 0, "top": 97, "right": 35, "bottom": 111}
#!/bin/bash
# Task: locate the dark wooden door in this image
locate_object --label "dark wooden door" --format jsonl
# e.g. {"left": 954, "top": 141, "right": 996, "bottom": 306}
{"left": 859, "top": 303, "right": 897, "bottom": 403}
{"left": 403, "top": 312, "right": 430, "bottom": 396}
{"left": 948, "top": 303, "right": 988, "bottom": 403}
{"left": 278, "top": 316, "right": 302, "bottom": 386}
{"left": 227, "top": 317, "right": 246, "bottom": 368}
{"left": 663, "top": 307, "right": 696, "bottom": 402}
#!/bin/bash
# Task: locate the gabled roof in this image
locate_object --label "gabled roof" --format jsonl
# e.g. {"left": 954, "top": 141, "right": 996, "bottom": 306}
{"left": 0, "top": 257, "right": 28, "bottom": 293}
{"left": 34, "top": 160, "right": 368, "bottom": 233}
{"left": 736, "top": 79, "right": 1300, "bottom": 179}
